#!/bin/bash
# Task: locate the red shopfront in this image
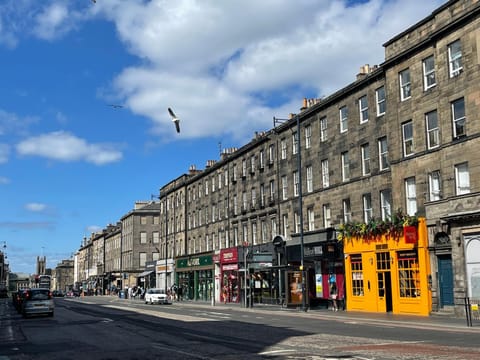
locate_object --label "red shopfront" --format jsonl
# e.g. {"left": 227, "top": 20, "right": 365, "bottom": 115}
{"left": 220, "top": 248, "right": 240, "bottom": 303}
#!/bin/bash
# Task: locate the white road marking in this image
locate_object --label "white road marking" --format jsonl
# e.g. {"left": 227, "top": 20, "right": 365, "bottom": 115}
{"left": 103, "top": 305, "right": 217, "bottom": 322}
{"left": 152, "top": 343, "right": 211, "bottom": 360}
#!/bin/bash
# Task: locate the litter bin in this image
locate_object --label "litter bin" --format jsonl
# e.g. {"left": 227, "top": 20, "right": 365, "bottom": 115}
{"left": 119, "top": 290, "right": 125, "bottom": 299}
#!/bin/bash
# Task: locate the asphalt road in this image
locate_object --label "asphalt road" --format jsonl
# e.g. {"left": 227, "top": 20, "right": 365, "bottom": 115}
{"left": 1, "top": 296, "right": 480, "bottom": 360}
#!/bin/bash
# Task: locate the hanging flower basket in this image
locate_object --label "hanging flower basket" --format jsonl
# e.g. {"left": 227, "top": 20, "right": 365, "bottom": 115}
{"left": 337, "top": 209, "right": 418, "bottom": 242}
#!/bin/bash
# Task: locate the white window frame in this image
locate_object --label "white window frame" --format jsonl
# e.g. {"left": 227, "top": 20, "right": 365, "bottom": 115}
{"left": 399, "top": 69, "right": 411, "bottom": 101}
{"left": 281, "top": 175, "right": 288, "bottom": 200}
{"left": 361, "top": 143, "right": 370, "bottom": 176}
{"left": 260, "top": 183, "right": 265, "bottom": 207}
{"left": 402, "top": 121, "right": 414, "bottom": 157}
{"left": 405, "top": 177, "right": 417, "bottom": 216}
{"left": 455, "top": 162, "right": 470, "bottom": 195}
{"left": 281, "top": 139, "right": 287, "bottom": 160}
{"left": 341, "top": 151, "right": 350, "bottom": 182}
{"left": 292, "top": 131, "right": 298, "bottom": 155}
{"left": 429, "top": 170, "right": 441, "bottom": 201}
{"left": 271, "top": 217, "right": 277, "bottom": 237}
{"left": 250, "top": 156, "right": 255, "bottom": 174}
{"left": 323, "top": 204, "right": 331, "bottom": 228}
{"left": 423, "top": 55, "right": 436, "bottom": 90}
{"left": 380, "top": 189, "right": 392, "bottom": 220}
{"left": 306, "top": 165, "right": 313, "bottom": 193}
{"left": 307, "top": 208, "right": 315, "bottom": 231}
{"left": 452, "top": 97, "right": 466, "bottom": 138}
{"left": 140, "top": 231, "right": 147, "bottom": 244}
{"left": 343, "top": 199, "right": 352, "bottom": 224}
{"left": 339, "top": 106, "right": 348, "bottom": 133}
{"left": 293, "top": 171, "right": 299, "bottom": 197}
{"left": 139, "top": 252, "right": 147, "bottom": 267}
{"left": 448, "top": 39, "right": 463, "bottom": 77}
{"left": 426, "top": 110, "right": 440, "bottom": 149}
{"left": 378, "top": 137, "right": 389, "bottom": 170}
{"left": 259, "top": 150, "right": 265, "bottom": 169}
{"left": 321, "top": 159, "right": 329, "bottom": 188}
{"left": 320, "top": 116, "right": 327, "bottom": 142}
{"left": 233, "top": 195, "right": 238, "bottom": 215}
{"left": 359, "top": 95, "right": 368, "bottom": 123}
{"left": 252, "top": 222, "right": 257, "bottom": 245}
{"left": 242, "top": 159, "right": 247, "bottom": 177}
{"left": 294, "top": 212, "right": 301, "bottom": 233}
{"left": 282, "top": 214, "right": 288, "bottom": 237}
{"left": 268, "top": 144, "right": 275, "bottom": 164}
{"left": 376, "top": 86, "right": 386, "bottom": 116}
{"left": 305, "top": 125, "right": 312, "bottom": 149}
{"left": 362, "top": 194, "right": 372, "bottom": 223}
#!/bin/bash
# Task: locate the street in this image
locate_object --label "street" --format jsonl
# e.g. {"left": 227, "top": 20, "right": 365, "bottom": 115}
{"left": 1, "top": 296, "right": 480, "bottom": 360}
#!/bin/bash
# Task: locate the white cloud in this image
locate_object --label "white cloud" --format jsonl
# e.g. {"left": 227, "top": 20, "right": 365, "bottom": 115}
{"left": 0, "top": 176, "right": 10, "bottom": 185}
{"left": 0, "top": 144, "right": 9, "bottom": 163}
{"left": 0, "top": 109, "right": 38, "bottom": 137}
{"left": 86, "top": 225, "right": 102, "bottom": 234}
{"left": 33, "top": 3, "right": 70, "bottom": 40}
{"left": 1, "top": 0, "right": 445, "bottom": 142}
{"left": 25, "top": 202, "right": 47, "bottom": 212}
{"left": 16, "top": 131, "right": 123, "bottom": 165}
{"left": 104, "top": 0, "right": 444, "bottom": 141}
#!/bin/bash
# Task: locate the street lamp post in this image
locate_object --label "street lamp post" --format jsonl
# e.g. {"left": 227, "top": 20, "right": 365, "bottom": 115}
{"left": 273, "top": 115, "right": 307, "bottom": 312}
{"left": 163, "top": 107, "right": 181, "bottom": 296}
{"left": 164, "top": 195, "right": 168, "bottom": 295}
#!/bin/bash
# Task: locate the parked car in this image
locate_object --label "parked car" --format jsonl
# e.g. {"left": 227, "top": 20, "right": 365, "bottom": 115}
{"left": 21, "top": 288, "right": 54, "bottom": 318}
{"left": 144, "top": 288, "right": 171, "bottom": 305}
{"left": 13, "top": 288, "right": 29, "bottom": 313}
{"left": 52, "top": 290, "right": 65, "bottom": 297}
{"left": 0, "top": 286, "right": 8, "bottom": 298}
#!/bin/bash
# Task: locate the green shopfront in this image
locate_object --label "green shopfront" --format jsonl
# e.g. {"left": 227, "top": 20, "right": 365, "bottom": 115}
{"left": 176, "top": 253, "right": 214, "bottom": 302}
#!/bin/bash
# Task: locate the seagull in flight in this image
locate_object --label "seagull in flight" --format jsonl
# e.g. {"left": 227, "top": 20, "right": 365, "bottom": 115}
{"left": 107, "top": 104, "right": 124, "bottom": 109}
{"left": 168, "top": 107, "right": 181, "bottom": 133}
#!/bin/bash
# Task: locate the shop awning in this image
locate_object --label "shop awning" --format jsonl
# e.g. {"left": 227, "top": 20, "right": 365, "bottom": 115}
{"left": 136, "top": 270, "right": 154, "bottom": 277}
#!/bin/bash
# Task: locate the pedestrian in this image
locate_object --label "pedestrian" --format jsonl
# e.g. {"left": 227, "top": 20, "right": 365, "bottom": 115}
{"left": 222, "top": 285, "right": 228, "bottom": 304}
{"left": 330, "top": 282, "right": 338, "bottom": 312}
{"left": 177, "top": 285, "right": 183, "bottom": 301}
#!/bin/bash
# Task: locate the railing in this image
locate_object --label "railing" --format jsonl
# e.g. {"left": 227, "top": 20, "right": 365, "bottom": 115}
{"left": 464, "top": 297, "right": 480, "bottom": 326}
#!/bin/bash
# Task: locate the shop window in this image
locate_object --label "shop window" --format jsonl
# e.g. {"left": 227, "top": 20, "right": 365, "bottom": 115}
{"left": 398, "top": 251, "right": 420, "bottom": 298}
{"left": 350, "top": 254, "right": 364, "bottom": 296}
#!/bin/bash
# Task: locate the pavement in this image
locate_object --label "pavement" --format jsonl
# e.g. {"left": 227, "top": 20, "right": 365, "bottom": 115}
{"left": 104, "top": 295, "right": 480, "bottom": 333}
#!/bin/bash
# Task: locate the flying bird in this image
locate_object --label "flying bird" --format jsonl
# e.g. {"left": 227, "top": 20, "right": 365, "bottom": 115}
{"left": 168, "top": 107, "right": 181, "bottom": 133}
{"left": 107, "top": 104, "right": 124, "bottom": 109}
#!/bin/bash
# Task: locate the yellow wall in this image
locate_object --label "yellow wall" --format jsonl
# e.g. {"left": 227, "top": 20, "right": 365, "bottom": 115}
{"left": 344, "top": 218, "right": 432, "bottom": 316}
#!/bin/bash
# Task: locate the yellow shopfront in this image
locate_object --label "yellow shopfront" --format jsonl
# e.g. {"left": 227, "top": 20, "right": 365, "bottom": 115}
{"left": 343, "top": 218, "right": 432, "bottom": 316}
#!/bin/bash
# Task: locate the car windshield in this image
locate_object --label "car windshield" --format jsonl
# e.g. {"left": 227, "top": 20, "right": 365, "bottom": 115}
{"left": 29, "top": 289, "right": 50, "bottom": 300}
{"left": 150, "top": 289, "right": 165, "bottom": 294}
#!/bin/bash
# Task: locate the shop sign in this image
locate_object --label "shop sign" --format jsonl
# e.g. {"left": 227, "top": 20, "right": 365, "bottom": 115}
{"left": 304, "top": 245, "right": 323, "bottom": 257}
{"left": 404, "top": 226, "right": 418, "bottom": 244}
{"left": 222, "top": 264, "right": 238, "bottom": 271}
{"left": 176, "top": 255, "right": 213, "bottom": 269}
{"left": 220, "top": 248, "right": 238, "bottom": 263}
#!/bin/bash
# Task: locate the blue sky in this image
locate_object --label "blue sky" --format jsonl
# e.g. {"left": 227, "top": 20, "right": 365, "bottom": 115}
{"left": 0, "top": 0, "right": 444, "bottom": 274}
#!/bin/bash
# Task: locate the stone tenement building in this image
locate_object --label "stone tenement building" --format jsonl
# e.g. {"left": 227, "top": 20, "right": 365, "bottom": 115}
{"left": 156, "top": 0, "right": 480, "bottom": 315}
{"left": 52, "top": 259, "right": 74, "bottom": 292}
{"left": 71, "top": 0, "right": 480, "bottom": 315}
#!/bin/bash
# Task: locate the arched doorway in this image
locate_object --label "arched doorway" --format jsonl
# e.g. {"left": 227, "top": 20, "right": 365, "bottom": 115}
{"left": 464, "top": 234, "right": 480, "bottom": 298}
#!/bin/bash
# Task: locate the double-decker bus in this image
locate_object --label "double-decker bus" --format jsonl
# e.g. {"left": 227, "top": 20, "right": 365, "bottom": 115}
{"left": 38, "top": 275, "right": 51, "bottom": 289}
